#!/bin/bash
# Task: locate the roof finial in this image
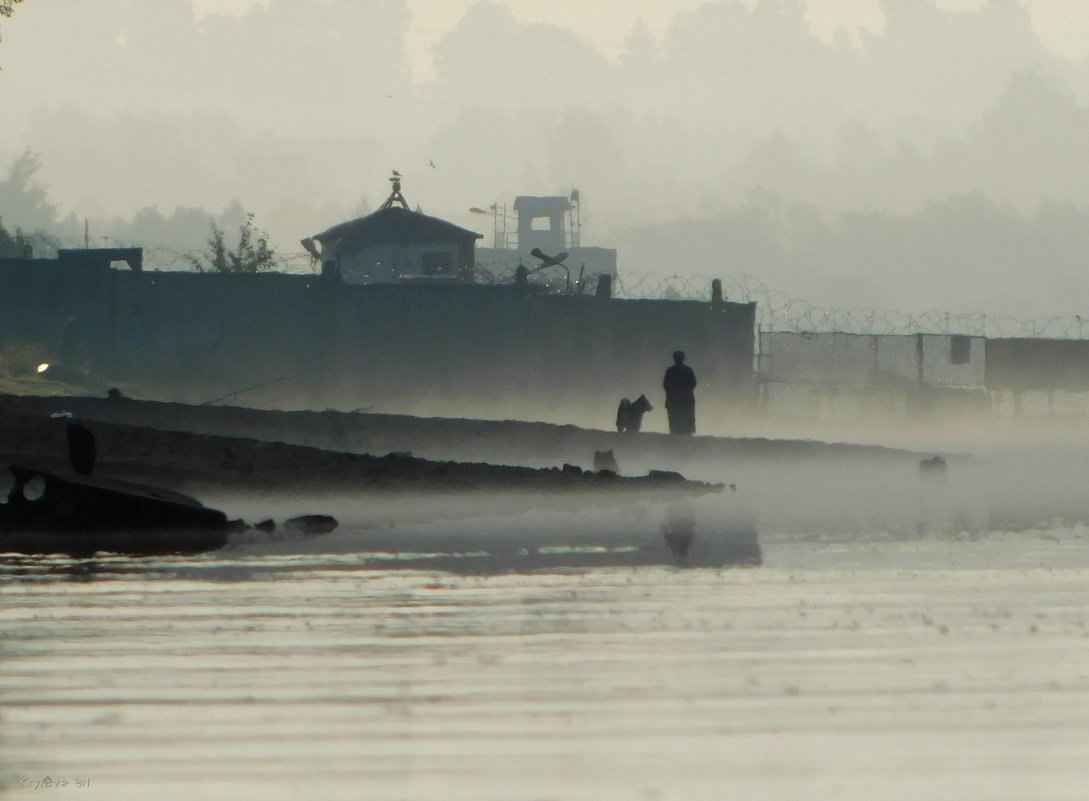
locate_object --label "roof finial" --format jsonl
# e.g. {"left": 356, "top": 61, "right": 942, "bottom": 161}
{"left": 381, "top": 171, "right": 409, "bottom": 210}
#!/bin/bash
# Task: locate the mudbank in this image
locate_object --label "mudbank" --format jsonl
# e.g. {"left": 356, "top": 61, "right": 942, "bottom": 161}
{"left": 0, "top": 398, "right": 725, "bottom": 498}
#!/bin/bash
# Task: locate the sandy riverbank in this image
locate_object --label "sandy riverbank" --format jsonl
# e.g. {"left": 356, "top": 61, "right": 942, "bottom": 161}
{"left": 1, "top": 392, "right": 954, "bottom": 538}
{"left": 0, "top": 392, "right": 918, "bottom": 478}
{"left": 0, "top": 394, "right": 735, "bottom": 498}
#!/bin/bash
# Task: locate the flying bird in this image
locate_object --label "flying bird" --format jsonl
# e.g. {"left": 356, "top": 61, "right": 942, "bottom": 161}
{"left": 392, "top": 170, "right": 402, "bottom": 177}
{"left": 428, "top": 160, "right": 436, "bottom": 169}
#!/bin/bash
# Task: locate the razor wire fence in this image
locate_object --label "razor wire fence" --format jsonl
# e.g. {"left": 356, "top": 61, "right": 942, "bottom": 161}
{"left": 140, "top": 245, "right": 318, "bottom": 274}
{"left": 611, "top": 271, "right": 1089, "bottom": 340}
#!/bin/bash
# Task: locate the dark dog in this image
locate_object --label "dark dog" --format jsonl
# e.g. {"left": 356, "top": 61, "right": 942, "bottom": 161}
{"left": 616, "top": 394, "right": 653, "bottom": 432}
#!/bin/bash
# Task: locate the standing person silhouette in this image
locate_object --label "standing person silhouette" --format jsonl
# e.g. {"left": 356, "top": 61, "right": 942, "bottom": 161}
{"left": 663, "top": 350, "right": 697, "bottom": 435}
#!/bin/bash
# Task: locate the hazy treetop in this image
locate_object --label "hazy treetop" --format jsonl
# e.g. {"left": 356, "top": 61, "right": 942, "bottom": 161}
{"left": 3, "top": 0, "right": 1089, "bottom": 316}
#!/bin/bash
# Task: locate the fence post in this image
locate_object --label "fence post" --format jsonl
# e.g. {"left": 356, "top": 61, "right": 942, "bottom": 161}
{"left": 595, "top": 273, "right": 612, "bottom": 299}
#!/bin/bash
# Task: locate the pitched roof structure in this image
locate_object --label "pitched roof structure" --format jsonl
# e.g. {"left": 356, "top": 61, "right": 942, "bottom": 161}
{"left": 313, "top": 207, "right": 482, "bottom": 254}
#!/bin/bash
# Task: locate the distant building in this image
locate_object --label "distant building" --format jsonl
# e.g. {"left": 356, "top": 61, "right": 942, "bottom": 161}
{"left": 0, "top": 248, "right": 143, "bottom": 272}
{"left": 514, "top": 195, "right": 573, "bottom": 255}
{"left": 473, "top": 192, "right": 617, "bottom": 290}
{"left": 304, "top": 176, "right": 482, "bottom": 284}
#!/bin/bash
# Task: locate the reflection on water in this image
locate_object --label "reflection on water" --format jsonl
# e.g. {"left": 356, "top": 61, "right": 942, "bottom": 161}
{"left": 662, "top": 500, "right": 697, "bottom": 559}
{"left": 3, "top": 516, "right": 1089, "bottom": 800}
{"left": 206, "top": 494, "right": 762, "bottom": 574}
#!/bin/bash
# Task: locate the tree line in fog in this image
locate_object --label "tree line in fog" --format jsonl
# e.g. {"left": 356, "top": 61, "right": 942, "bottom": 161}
{"left": 3, "top": 1, "right": 1089, "bottom": 315}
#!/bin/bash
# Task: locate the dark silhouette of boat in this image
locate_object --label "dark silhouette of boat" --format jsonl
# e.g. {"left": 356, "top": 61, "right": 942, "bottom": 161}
{"left": 0, "top": 424, "right": 228, "bottom": 556}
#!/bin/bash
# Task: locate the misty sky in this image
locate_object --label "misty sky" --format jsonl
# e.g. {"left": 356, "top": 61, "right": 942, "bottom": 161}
{"left": 5, "top": 0, "right": 1089, "bottom": 319}
{"left": 195, "top": 0, "right": 1089, "bottom": 69}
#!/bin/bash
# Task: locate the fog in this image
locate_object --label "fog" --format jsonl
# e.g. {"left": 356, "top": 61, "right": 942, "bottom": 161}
{"left": 158, "top": 393, "right": 1089, "bottom": 565}
{"left": 4, "top": 1, "right": 1089, "bottom": 317}
{"left": 158, "top": 406, "right": 1089, "bottom": 575}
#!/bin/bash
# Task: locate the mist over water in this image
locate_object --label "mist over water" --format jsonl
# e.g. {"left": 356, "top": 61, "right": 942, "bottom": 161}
{"left": 7, "top": 403, "right": 1089, "bottom": 798}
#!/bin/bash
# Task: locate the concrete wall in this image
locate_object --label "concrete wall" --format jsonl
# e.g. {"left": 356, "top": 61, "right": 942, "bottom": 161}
{"left": 760, "top": 332, "right": 985, "bottom": 388}
{"left": 0, "top": 261, "right": 755, "bottom": 427}
{"left": 757, "top": 332, "right": 987, "bottom": 422}
{"left": 986, "top": 338, "right": 1089, "bottom": 392}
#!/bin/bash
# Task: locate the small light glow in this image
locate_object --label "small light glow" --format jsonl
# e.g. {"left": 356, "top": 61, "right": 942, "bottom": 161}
{"left": 36, "top": 363, "right": 49, "bottom": 374}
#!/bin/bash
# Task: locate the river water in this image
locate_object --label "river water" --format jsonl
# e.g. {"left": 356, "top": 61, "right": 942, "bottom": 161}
{"left": 3, "top": 498, "right": 1089, "bottom": 800}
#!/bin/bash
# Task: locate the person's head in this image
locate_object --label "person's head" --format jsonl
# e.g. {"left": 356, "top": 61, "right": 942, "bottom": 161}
{"left": 673, "top": 350, "right": 685, "bottom": 364}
